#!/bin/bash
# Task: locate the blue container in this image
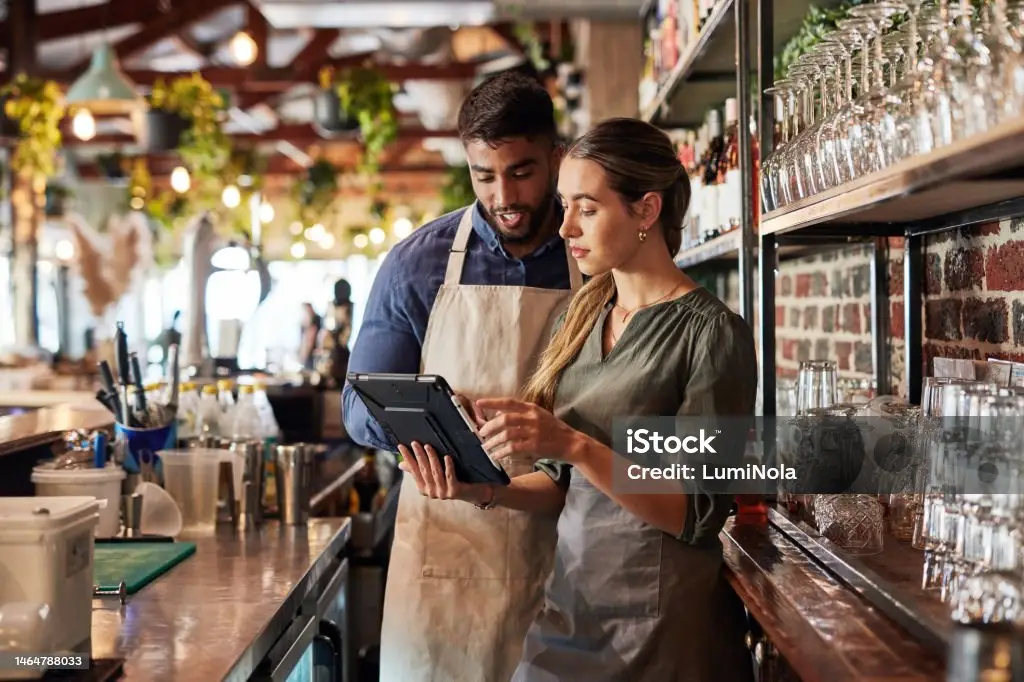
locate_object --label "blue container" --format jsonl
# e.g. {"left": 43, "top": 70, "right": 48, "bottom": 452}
{"left": 115, "top": 421, "right": 176, "bottom": 480}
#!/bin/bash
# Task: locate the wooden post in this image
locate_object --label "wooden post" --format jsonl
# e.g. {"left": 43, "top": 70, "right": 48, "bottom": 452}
{"left": 571, "top": 20, "right": 642, "bottom": 133}
{"left": 7, "top": 0, "right": 40, "bottom": 347}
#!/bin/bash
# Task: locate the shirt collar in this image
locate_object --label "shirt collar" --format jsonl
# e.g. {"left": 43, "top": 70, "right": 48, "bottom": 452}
{"left": 470, "top": 201, "right": 565, "bottom": 260}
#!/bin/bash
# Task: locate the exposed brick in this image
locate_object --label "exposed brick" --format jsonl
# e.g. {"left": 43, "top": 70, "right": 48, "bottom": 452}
{"left": 851, "top": 264, "right": 871, "bottom": 297}
{"left": 1011, "top": 217, "right": 1024, "bottom": 233}
{"left": 986, "top": 241, "right": 1024, "bottom": 291}
{"left": 831, "top": 270, "right": 850, "bottom": 298}
{"left": 789, "top": 307, "right": 801, "bottom": 327}
{"left": 891, "top": 301, "right": 905, "bottom": 340}
{"left": 823, "top": 305, "right": 837, "bottom": 333}
{"left": 797, "top": 339, "right": 812, "bottom": 362}
{"left": 863, "top": 303, "right": 872, "bottom": 334}
{"left": 811, "top": 273, "right": 828, "bottom": 297}
{"left": 820, "top": 250, "right": 840, "bottom": 262}
{"left": 924, "top": 344, "right": 982, "bottom": 373}
{"left": 974, "top": 221, "right": 1002, "bottom": 237}
{"left": 889, "top": 260, "right": 904, "bottom": 297}
{"left": 1014, "top": 301, "right": 1024, "bottom": 346}
{"left": 795, "top": 273, "right": 812, "bottom": 297}
{"left": 835, "top": 341, "right": 853, "bottom": 371}
{"left": 944, "top": 247, "right": 984, "bottom": 291}
{"left": 814, "top": 338, "right": 830, "bottom": 361}
{"left": 925, "top": 299, "right": 962, "bottom": 341}
{"left": 928, "top": 229, "right": 956, "bottom": 246}
{"left": 780, "top": 275, "right": 793, "bottom": 296}
{"left": 926, "top": 253, "right": 943, "bottom": 295}
{"left": 782, "top": 339, "right": 797, "bottom": 361}
{"left": 988, "top": 351, "right": 1024, "bottom": 364}
{"left": 962, "top": 298, "right": 1009, "bottom": 344}
{"left": 803, "top": 306, "right": 819, "bottom": 331}
{"left": 843, "top": 303, "right": 862, "bottom": 334}
{"left": 776, "top": 305, "right": 786, "bottom": 326}
{"left": 854, "top": 342, "right": 874, "bottom": 374}
{"left": 888, "top": 236, "right": 905, "bottom": 249}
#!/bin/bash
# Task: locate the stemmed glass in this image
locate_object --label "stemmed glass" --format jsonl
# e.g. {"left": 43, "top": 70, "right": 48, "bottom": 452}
{"left": 981, "top": 0, "right": 1024, "bottom": 122}
{"left": 780, "top": 61, "right": 817, "bottom": 202}
{"left": 831, "top": 16, "right": 877, "bottom": 184}
{"left": 761, "top": 80, "right": 799, "bottom": 212}
{"left": 791, "top": 49, "right": 836, "bottom": 199}
{"left": 846, "top": 1, "right": 909, "bottom": 177}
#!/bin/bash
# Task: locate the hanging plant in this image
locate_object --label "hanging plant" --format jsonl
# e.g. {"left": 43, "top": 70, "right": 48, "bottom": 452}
{"left": 291, "top": 159, "right": 339, "bottom": 225}
{"left": 333, "top": 67, "right": 399, "bottom": 177}
{"left": 0, "top": 74, "right": 66, "bottom": 186}
{"left": 441, "top": 164, "right": 474, "bottom": 214}
{"left": 148, "top": 74, "right": 232, "bottom": 204}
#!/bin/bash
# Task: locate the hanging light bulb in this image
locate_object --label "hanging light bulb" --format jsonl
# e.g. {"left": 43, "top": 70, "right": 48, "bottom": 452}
{"left": 222, "top": 184, "right": 241, "bottom": 209}
{"left": 289, "top": 221, "right": 303, "bottom": 235}
{"left": 55, "top": 239, "right": 75, "bottom": 261}
{"left": 72, "top": 109, "right": 96, "bottom": 141}
{"left": 353, "top": 234, "right": 369, "bottom": 249}
{"left": 305, "top": 223, "right": 326, "bottom": 242}
{"left": 320, "top": 233, "right": 335, "bottom": 249}
{"left": 392, "top": 216, "right": 414, "bottom": 239}
{"left": 170, "top": 166, "right": 191, "bottom": 194}
{"left": 369, "top": 227, "right": 386, "bottom": 245}
{"left": 229, "top": 31, "right": 258, "bottom": 66}
{"left": 290, "top": 241, "right": 306, "bottom": 259}
{"left": 259, "top": 201, "right": 275, "bottom": 224}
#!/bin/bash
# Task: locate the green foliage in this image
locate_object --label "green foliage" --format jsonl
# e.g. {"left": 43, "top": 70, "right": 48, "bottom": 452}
{"left": 150, "top": 74, "right": 232, "bottom": 201}
{"left": 440, "top": 165, "right": 475, "bottom": 214}
{"left": 292, "top": 159, "right": 339, "bottom": 225}
{"left": 334, "top": 67, "right": 399, "bottom": 177}
{"left": 774, "top": 0, "right": 870, "bottom": 81}
{"left": 1, "top": 74, "right": 66, "bottom": 184}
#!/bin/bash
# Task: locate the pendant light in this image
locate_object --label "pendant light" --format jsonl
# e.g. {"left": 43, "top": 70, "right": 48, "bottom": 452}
{"left": 65, "top": 43, "right": 143, "bottom": 115}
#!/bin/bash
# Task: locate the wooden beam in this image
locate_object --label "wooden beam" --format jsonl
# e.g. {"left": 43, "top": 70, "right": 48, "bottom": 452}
{"left": 70, "top": 0, "right": 239, "bottom": 72}
{"left": 490, "top": 22, "right": 527, "bottom": 56}
{"left": 41, "top": 60, "right": 477, "bottom": 90}
{"left": 246, "top": 2, "right": 269, "bottom": 71}
{"left": 76, "top": 154, "right": 447, "bottom": 179}
{"left": 291, "top": 30, "right": 342, "bottom": 75}
{"left": 9, "top": 0, "right": 39, "bottom": 76}
{"left": 34, "top": 0, "right": 152, "bottom": 42}
{"left": 61, "top": 123, "right": 459, "bottom": 147}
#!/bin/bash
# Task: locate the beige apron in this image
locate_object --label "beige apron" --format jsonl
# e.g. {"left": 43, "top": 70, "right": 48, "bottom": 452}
{"left": 379, "top": 205, "right": 582, "bottom": 682}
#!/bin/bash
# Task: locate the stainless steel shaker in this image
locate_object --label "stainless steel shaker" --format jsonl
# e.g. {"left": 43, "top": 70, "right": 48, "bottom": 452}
{"left": 230, "top": 440, "right": 265, "bottom": 529}
{"left": 275, "top": 444, "right": 314, "bottom": 525}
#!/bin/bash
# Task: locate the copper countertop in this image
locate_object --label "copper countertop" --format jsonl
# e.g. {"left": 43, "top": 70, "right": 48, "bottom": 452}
{"left": 90, "top": 518, "right": 351, "bottom": 682}
{"left": 0, "top": 403, "right": 113, "bottom": 457}
{"left": 721, "top": 517, "right": 945, "bottom": 682}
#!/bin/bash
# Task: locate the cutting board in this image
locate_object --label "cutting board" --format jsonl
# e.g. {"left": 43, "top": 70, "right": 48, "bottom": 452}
{"left": 93, "top": 542, "right": 197, "bottom": 594}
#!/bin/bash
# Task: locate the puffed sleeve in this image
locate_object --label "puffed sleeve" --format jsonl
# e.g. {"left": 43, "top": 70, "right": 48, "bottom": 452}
{"left": 675, "top": 311, "right": 758, "bottom": 546}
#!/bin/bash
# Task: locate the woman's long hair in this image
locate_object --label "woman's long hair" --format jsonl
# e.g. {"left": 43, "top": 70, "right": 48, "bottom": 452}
{"left": 521, "top": 118, "right": 692, "bottom": 411}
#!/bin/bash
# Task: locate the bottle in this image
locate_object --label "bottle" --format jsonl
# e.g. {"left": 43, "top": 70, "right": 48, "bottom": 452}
{"left": 194, "top": 385, "right": 222, "bottom": 439}
{"left": 701, "top": 109, "right": 724, "bottom": 242}
{"left": 349, "top": 450, "right": 385, "bottom": 515}
{"left": 176, "top": 382, "right": 200, "bottom": 443}
{"left": 717, "top": 98, "right": 741, "bottom": 233}
{"left": 227, "top": 385, "right": 261, "bottom": 441}
{"left": 691, "top": 124, "right": 708, "bottom": 245}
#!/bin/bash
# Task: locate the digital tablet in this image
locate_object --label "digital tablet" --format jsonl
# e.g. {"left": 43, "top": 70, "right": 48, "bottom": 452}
{"left": 347, "top": 372, "right": 511, "bottom": 486}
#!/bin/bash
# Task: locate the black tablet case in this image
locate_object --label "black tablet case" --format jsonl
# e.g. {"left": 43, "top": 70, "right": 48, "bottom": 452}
{"left": 348, "top": 373, "right": 511, "bottom": 486}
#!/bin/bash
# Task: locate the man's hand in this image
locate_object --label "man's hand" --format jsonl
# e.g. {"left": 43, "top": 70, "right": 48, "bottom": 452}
{"left": 398, "top": 441, "right": 494, "bottom": 505}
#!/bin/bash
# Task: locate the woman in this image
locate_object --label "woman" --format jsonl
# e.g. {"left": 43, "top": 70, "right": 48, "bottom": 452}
{"left": 399, "top": 118, "right": 758, "bottom": 682}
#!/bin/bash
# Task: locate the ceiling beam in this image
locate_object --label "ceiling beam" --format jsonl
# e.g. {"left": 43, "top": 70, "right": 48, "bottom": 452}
{"left": 490, "top": 22, "right": 527, "bottom": 57}
{"left": 41, "top": 60, "right": 477, "bottom": 90}
{"left": 291, "top": 30, "right": 343, "bottom": 75}
{"left": 75, "top": 154, "right": 447, "bottom": 179}
{"left": 31, "top": 0, "right": 152, "bottom": 42}
{"left": 61, "top": 123, "right": 458, "bottom": 148}
{"left": 245, "top": 2, "right": 269, "bottom": 71}
{"left": 8, "top": 0, "right": 40, "bottom": 76}
{"left": 69, "top": 0, "right": 239, "bottom": 72}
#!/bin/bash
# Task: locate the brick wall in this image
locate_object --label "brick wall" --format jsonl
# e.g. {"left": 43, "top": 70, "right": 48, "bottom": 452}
{"left": 710, "top": 218, "right": 1024, "bottom": 401}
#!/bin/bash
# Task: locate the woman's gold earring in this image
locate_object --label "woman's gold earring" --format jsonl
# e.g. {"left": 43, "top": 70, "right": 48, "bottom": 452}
{"left": 638, "top": 229, "right": 648, "bottom": 243}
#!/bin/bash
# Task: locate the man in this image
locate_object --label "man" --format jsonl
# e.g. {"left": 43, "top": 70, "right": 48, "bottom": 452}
{"left": 342, "top": 71, "right": 582, "bottom": 681}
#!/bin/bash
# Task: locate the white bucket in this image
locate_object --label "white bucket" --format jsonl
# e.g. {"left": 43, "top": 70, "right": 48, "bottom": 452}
{"left": 31, "top": 464, "right": 125, "bottom": 538}
{"left": 0, "top": 497, "right": 101, "bottom": 657}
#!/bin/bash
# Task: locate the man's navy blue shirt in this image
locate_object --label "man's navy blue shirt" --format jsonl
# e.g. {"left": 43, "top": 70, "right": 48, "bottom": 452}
{"left": 342, "top": 201, "right": 573, "bottom": 450}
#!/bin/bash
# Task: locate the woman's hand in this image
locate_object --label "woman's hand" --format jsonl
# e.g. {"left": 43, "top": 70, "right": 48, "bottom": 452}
{"left": 398, "top": 442, "right": 492, "bottom": 505}
{"left": 475, "top": 398, "right": 586, "bottom": 464}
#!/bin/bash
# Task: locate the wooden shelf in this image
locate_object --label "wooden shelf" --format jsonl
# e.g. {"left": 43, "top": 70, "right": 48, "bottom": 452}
{"left": 760, "top": 117, "right": 1024, "bottom": 236}
{"left": 640, "top": 0, "right": 844, "bottom": 127}
{"left": 674, "top": 229, "right": 743, "bottom": 268}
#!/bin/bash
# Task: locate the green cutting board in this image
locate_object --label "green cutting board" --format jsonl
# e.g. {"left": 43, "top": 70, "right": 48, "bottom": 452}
{"left": 93, "top": 542, "right": 197, "bottom": 594}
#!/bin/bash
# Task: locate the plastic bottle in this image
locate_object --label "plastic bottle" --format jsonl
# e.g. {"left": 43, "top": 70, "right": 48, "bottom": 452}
{"left": 176, "top": 382, "right": 200, "bottom": 441}
{"left": 194, "top": 385, "right": 222, "bottom": 438}
{"left": 217, "top": 379, "right": 236, "bottom": 425}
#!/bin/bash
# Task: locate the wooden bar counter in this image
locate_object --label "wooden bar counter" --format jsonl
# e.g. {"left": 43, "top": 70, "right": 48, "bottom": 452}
{"left": 721, "top": 512, "right": 946, "bottom": 682}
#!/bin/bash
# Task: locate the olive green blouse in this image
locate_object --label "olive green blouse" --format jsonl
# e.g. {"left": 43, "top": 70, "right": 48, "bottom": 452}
{"left": 537, "top": 286, "right": 759, "bottom": 545}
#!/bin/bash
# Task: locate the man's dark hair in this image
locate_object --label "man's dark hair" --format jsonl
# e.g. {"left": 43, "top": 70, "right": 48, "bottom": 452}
{"left": 457, "top": 70, "right": 557, "bottom": 145}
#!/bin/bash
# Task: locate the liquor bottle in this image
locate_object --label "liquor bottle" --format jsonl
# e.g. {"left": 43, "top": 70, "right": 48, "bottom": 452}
{"left": 701, "top": 109, "right": 723, "bottom": 243}
{"left": 717, "top": 97, "right": 741, "bottom": 234}
{"left": 690, "top": 124, "right": 707, "bottom": 246}
{"left": 660, "top": 0, "right": 679, "bottom": 75}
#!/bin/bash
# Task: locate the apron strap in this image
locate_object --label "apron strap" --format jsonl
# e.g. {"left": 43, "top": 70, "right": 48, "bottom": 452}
{"left": 444, "top": 203, "right": 585, "bottom": 292}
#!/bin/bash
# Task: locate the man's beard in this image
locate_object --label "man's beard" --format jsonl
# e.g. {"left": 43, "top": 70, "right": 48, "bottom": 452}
{"left": 485, "top": 191, "right": 556, "bottom": 245}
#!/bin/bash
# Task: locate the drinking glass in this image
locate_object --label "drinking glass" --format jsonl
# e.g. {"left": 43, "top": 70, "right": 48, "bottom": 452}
{"left": 797, "top": 360, "right": 839, "bottom": 414}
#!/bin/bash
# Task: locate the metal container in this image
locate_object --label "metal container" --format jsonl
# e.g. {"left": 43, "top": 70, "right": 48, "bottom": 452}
{"left": 274, "top": 444, "right": 315, "bottom": 525}
{"left": 230, "top": 440, "right": 265, "bottom": 529}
